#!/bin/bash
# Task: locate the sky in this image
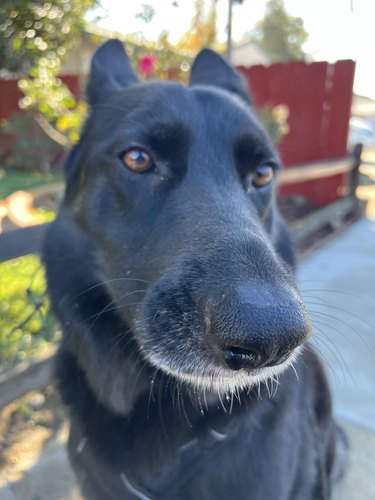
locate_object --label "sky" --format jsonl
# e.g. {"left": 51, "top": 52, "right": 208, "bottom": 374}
{"left": 88, "top": 0, "right": 375, "bottom": 99}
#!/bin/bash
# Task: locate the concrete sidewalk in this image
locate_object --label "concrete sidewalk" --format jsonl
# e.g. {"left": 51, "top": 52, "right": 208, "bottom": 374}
{"left": 1, "top": 201, "right": 375, "bottom": 499}
{"left": 297, "top": 214, "right": 375, "bottom": 500}
{"left": 299, "top": 216, "right": 375, "bottom": 431}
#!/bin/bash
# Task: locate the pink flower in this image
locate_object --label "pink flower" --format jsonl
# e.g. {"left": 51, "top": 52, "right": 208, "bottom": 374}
{"left": 139, "top": 54, "right": 156, "bottom": 77}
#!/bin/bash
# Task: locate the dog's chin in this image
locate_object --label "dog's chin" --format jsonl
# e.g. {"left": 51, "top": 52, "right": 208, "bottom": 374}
{"left": 142, "top": 346, "right": 303, "bottom": 396}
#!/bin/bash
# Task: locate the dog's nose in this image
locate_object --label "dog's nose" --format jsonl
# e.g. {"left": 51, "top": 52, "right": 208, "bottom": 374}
{"left": 222, "top": 343, "right": 293, "bottom": 371}
{"left": 223, "top": 346, "right": 267, "bottom": 370}
{"left": 207, "top": 283, "right": 311, "bottom": 371}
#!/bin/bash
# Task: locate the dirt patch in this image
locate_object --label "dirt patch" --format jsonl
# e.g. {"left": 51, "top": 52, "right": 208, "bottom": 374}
{"left": 0, "top": 386, "right": 66, "bottom": 487}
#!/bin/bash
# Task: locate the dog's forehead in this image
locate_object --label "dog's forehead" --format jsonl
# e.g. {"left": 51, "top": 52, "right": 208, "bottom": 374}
{"left": 111, "top": 81, "right": 194, "bottom": 119}
{"left": 109, "top": 80, "right": 255, "bottom": 132}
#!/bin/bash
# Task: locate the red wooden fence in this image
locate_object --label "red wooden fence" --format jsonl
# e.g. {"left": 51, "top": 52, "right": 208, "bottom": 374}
{"left": 0, "top": 79, "right": 22, "bottom": 121}
{"left": 238, "top": 60, "right": 356, "bottom": 205}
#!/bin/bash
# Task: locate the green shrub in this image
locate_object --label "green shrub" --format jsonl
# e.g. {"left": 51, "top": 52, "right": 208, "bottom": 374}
{"left": 0, "top": 112, "right": 63, "bottom": 173}
{"left": 0, "top": 255, "right": 59, "bottom": 374}
{"left": 258, "top": 104, "right": 290, "bottom": 145}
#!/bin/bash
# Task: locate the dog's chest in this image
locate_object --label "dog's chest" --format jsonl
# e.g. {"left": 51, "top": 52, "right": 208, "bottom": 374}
{"left": 66, "top": 382, "right": 318, "bottom": 500}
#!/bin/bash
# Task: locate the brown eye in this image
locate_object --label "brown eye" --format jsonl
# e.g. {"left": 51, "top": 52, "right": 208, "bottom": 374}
{"left": 252, "top": 165, "right": 274, "bottom": 187}
{"left": 121, "top": 148, "right": 154, "bottom": 172}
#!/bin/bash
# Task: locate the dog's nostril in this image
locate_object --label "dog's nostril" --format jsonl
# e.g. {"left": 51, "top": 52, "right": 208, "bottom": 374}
{"left": 224, "top": 346, "right": 264, "bottom": 371}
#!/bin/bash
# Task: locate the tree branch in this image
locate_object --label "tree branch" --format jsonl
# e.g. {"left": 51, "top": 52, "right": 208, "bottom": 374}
{"left": 35, "top": 113, "right": 70, "bottom": 148}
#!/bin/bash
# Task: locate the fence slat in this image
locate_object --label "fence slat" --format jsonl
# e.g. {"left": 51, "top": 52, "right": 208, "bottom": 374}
{"left": 0, "top": 223, "right": 50, "bottom": 262}
{"left": 0, "top": 348, "right": 56, "bottom": 408}
{"left": 279, "top": 156, "right": 353, "bottom": 184}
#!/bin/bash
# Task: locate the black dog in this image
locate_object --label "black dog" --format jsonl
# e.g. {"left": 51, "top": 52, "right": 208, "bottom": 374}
{"left": 43, "top": 40, "right": 346, "bottom": 499}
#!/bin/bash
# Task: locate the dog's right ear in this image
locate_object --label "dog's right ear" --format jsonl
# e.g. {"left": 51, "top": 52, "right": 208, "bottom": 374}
{"left": 87, "top": 39, "right": 138, "bottom": 106}
{"left": 190, "top": 49, "right": 251, "bottom": 105}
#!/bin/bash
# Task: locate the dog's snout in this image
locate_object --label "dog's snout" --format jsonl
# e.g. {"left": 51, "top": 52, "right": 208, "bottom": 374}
{"left": 207, "top": 283, "right": 312, "bottom": 371}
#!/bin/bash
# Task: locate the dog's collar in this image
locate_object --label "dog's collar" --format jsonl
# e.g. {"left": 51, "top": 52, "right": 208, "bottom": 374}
{"left": 122, "top": 427, "right": 229, "bottom": 499}
{"left": 72, "top": 423, "right": 230, "bottom": 499}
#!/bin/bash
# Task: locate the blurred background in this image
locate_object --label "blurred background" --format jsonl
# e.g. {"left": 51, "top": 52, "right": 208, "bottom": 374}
{"left": 0, "top": 1, "right": 374, "bottom": 499}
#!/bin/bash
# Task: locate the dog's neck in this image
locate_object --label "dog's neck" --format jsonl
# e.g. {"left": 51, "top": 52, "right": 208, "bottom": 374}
{"left": 60, "top": 299, "right": 151, "bottom": 416}
{"left": 61, "top": 343, "right": 277, "bottom": 499}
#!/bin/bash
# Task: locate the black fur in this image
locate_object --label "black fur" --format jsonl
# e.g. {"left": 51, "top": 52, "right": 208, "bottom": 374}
{"left": 43, "top": 40, "right": 346, "bottom": 499}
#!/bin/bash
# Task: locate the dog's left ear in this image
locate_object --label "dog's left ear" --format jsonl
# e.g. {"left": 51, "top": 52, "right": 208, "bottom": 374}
{"left": 190, "top": 49, "right": 251, "bottom": 105}
{"left": 87, "top": 39, "right": 138, "bottom": 106}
